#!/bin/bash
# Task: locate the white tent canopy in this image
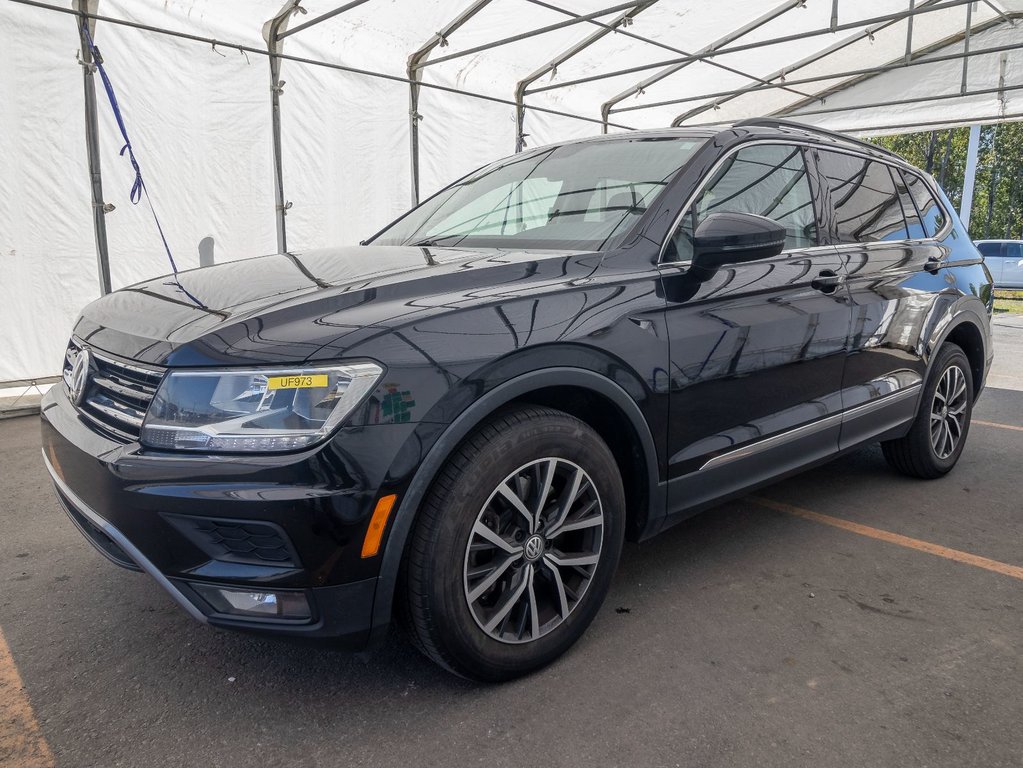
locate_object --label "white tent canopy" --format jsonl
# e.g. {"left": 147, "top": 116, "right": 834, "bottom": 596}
{"left": 2, "top": 0, "right": 1021, "bottom": 383}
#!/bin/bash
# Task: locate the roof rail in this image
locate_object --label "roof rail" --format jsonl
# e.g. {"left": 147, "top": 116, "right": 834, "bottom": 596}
{"left": 733, "top": 118, "right": 903, "bottom": 161}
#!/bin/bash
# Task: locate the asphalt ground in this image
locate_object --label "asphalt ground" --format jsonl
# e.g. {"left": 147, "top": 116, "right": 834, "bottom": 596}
{"left": 2, "top": 321, "right": 1021, "bottom": 768}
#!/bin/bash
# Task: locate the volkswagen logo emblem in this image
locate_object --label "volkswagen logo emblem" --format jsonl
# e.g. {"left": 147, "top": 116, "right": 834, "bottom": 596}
{"left": 69, "top": 348, "right": 92, "bottom": 406}
{"left": 523, "top": 534, "right": 545, "bottom": 562}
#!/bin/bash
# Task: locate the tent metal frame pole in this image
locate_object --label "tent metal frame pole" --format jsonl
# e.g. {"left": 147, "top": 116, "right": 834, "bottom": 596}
{"left": 13, "top": 0, "right": 634, "bottom": 133}
{"left": 848, "top": 111, "right": 1023, "bottom": 135}
{"left": 610, "top": 38, "right": 1023, "bottom": 115}
{"left": 529, "top": 0, "right": 978, "bottom": 96}
{"left": 597, "top": 0, "right": 806, "bottom": 133}
{"left": 266, "top": 3, "right": 299, "bottom": 255}
{"left": 961, "top": 0, "right": 973, "bottom": 94}
{"left": 521, "top": 0, "right": 815, "bottom": 108}
{"left": 960, "top": 123, "right": 981, "bottom": 228}
{"left": 669, "top": 0, "right": 999, "bottom": 126}
{"left": 702, "top": 82, "right": 1023, "bottom": 124}
{"left": 74, "top": 0, "right": 112, "bottom": 295}
{"left": 406, "top": 0, "right": 494, "bottom": 206}
{"left": 514, "top": 0, "right": 656, "bottom": 152}
{"left": 770, "top": 10, "right": 1018, "bottom": 121}
{"left": 275, "top": 0, "right": 371, "bottom": 40}
{"left": 905, "top": 0, "right": 916, "bottom": 63}
{"left": 414, "top": 1, "right": 643, "bottom": 71}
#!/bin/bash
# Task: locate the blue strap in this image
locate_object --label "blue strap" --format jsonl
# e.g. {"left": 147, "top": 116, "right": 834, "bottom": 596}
{"left": 81, "top": 22, "right": 180, "bottom": 277}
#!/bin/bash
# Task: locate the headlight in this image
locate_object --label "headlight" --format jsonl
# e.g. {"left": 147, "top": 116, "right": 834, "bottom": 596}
{"left": 140, "top": 362, "right": 384, "bottom": 452}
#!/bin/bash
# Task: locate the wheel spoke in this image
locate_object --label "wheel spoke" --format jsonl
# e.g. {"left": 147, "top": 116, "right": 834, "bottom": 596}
{"left": 542, "top": 558, "right": 570, "bottom": 619}
{"left": 549, "top": 512, "right": 602, "bottom": 537}
{"left": 466, "top": 552, "right": 519, "bottom": 603}
{"left": 546, "top": 467, "right": 585, "bottom": 534}
{"left": 545, "top": 551, "right": 599, "bottom": 568}
{"left": 497, "top": 483, "right": 535, "bottom": 533}
{"left": 526, "top": 565, "right": 540, "bottom": 640}
{"left": 534, "top": 458, "right": 557, "bottom": 527}
{"left": 483, "top": 566, "right": 531, "bottom": 634}
{"left": 472, "top": 521, "right": 521, "bottom": 555}
{"left": 952, "top": 369, "right": 966, "bottom": 402}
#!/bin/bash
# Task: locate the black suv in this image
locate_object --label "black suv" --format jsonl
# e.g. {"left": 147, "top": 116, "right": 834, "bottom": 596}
{"left": 42, "top": 119, "right": 993, "bottom": 681}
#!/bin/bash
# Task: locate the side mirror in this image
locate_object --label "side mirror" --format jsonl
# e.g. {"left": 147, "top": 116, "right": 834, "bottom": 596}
{"left": 691, "top": 212, "right": 786, "bottom": 277}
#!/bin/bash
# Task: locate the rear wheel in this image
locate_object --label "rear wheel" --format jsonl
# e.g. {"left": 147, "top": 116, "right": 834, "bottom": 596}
{"left": 882, "top": 343, "right": 973, "bottom": 479}
{"left": 401, "top": 405, "right": 625, "bottom": 681}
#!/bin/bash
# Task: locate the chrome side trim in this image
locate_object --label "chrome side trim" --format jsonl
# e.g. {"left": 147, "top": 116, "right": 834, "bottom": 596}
{"left": 42, "top": 449, "right": 208, "bottom": 624}
{"left": 698, "top": 384, "right": 921, "bottom": 471}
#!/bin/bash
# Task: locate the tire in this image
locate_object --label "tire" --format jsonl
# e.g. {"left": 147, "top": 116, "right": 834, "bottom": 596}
{"left": 400, "top": 405, "right": 626, "bottom": 682}
{"left": 881, "top": 343, "right": 974, "bottom": 479}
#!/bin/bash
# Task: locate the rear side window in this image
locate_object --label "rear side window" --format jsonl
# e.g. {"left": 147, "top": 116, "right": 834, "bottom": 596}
{"left": 902, "top": 171, "right": 947, "bottom": 238}
{"left": 977, "top": 242, "right": 1003, "bottom": 258}
{"left": 667, "top": 143, "right": 818, "bottom": 261}
{"left": 815, "top": 150, "right": 910, "bottom": 243}
{"left": 891, "top": 169, "right": 925, "bottom": 239}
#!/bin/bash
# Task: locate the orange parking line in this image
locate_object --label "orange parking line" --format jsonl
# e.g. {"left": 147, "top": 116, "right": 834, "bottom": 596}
{"left": 972, "top": 419, "right": 1023, "bottom": 433}
{"left": 0, "top": 625, "right": 54, "bottom": 768}
{"left": 751, "top": 496, "right": 1023, "bottom": 582}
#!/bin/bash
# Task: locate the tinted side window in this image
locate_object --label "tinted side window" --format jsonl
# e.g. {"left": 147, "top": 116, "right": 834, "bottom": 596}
{"left": 668, "top": 144, "right": 817, "bottom": 261}
{"left": 891, "top": 168, "right": 925, "bottom": 239}
{"left": 816, "top": 151, "right": 909, "bottom": 243}
{"left": 903, "top": 171, "right": 947, "bottom": 238}
{"left": 977, "top": 242, "right": 1003, "bottom": 258}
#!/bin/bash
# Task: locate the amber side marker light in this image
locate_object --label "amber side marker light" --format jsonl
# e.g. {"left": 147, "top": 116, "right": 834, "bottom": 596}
{"left": 362, "top": 494, "right": 398, "bottom": 558}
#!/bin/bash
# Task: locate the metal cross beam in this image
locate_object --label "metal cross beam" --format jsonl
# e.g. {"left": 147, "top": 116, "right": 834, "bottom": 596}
{"left": 514, "top": 0, "right": 657, "bottom": 153}
{"left": 527, "top": 0, "right": 978, "bottom": 97}
{"left": 759, "top": 10, "right": 1019, "bottom": 127}
{"left": 520, "top": 0, "right": 817, "bottom": 108}
{"left": 414, "top": 1, "right": 644, "bottom": 70}
{"left": 609, "top": 39, "right": 1023, "bottom": 115}
{"left": 275, "top": 0, "right": 372, "bottom": 40}
{"left": 669, "top": 0, "right": 960, "bottom": 126}
{"left": 598, "top": 0, "right": 806, "bottom": 132}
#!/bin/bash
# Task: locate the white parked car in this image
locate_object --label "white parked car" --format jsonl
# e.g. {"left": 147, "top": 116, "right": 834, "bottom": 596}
{"left": 975, "top": 240, "right": 1023, "bottom": 289}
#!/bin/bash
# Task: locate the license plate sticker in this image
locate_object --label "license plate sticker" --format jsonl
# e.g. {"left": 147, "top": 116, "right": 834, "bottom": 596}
{"left": 266, "top": 374, "right": 329, "bottom": 390}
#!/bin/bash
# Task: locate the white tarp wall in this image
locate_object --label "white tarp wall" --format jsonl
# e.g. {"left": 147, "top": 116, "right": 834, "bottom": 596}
{"left": 2, "top": 0, "right": 1022, "bottom": 383}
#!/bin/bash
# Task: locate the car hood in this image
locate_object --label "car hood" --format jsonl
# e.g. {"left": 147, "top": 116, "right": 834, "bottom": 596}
{"left": 72, "top": 245, "right": 603, "bottom": 366}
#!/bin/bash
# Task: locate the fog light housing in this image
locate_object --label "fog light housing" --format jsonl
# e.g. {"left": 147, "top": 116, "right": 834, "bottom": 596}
{"left": 192, "top": 584, "right": 312, "bottom": 620}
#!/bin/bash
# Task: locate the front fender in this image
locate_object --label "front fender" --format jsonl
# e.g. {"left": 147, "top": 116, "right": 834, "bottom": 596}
{"left": 367, "top": 365, "right": 662, "bottom": 641}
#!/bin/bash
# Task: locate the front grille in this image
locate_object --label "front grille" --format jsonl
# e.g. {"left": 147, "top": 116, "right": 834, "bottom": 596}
{"left": 64, "top": 339, "right": 164, "bottom": 442}
{"left": 162, "top": 514, "right": 301, "bottom": 568}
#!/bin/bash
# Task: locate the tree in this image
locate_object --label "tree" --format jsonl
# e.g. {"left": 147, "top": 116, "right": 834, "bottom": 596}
{"left": 869, "top": 122, "right": 1023, "bottom": 240}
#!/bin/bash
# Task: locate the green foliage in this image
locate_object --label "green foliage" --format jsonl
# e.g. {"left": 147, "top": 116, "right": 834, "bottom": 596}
{"left": 868, "top": 123, "right": 1023, "bottom": 240}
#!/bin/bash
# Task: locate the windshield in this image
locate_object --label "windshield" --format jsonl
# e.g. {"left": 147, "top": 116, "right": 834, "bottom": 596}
{"left": 370, "top": 137, "right": 706, "bottom": 251}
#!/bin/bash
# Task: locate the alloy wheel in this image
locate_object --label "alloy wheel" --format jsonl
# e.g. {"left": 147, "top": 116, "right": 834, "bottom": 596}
{"left": 930, "top": 364, "right": 968, "bottom": 459}
{"left": 463, "top": 458, "right": 604, "bottom": 644}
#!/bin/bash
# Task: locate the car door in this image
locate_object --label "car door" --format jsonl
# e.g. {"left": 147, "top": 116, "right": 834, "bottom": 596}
{"left": 1001, "top": 242, "right": 1023, "bottom": 288}
{"left": 810, "top": 150, "right": 945, "bottom": 449}
{"left": 976, "top": 241, "right": 1005, "bottom": 286}
{"left": 658, "top": 142, "right": 852, "bottom": 521}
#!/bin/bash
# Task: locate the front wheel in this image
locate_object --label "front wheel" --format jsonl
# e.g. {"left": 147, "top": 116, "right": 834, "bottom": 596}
{"left": 882, "top": 343, "right": 974, "bottom": 479}
{"left": 400, "top": 405, "right": 625, "bottom": 681}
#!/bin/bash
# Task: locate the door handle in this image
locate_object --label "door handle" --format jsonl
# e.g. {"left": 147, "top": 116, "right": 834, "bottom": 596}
{"left": 811, "top": 269, "right": 844, "bottom": 294}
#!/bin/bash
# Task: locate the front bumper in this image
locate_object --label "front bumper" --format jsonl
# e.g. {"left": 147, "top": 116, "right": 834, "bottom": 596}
{"left": 41, "top": 382, "right": 417, "bottom": 644}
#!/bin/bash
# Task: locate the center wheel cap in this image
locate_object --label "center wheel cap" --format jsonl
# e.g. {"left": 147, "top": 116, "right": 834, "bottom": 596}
{"left": 523, "top": 534, "right": 545, "bottom": 562}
